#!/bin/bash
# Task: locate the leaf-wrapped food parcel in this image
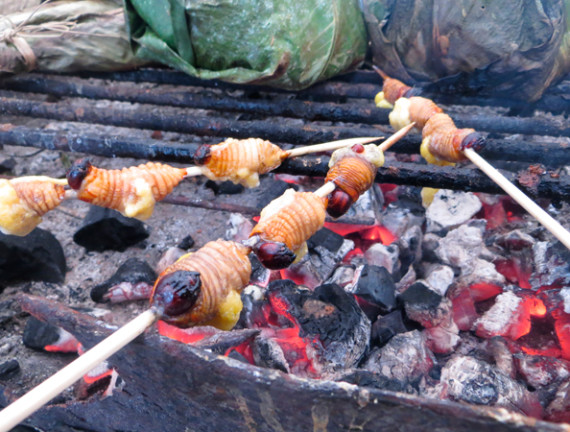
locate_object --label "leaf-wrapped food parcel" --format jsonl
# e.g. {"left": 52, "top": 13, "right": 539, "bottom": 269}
{"left": 362, "top": 0, "right": 570, "bottom": 101}
{"left": 124, "top": 0, "right": 368, "bottom": 90}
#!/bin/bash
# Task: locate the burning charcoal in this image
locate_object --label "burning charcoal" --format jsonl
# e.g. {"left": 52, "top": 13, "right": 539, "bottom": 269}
{"left": 363, "top": 330, "right": 435, "bottom": 387}
{"left": 248, "top": 254, "right": 272, "bottom": 288}
{"left": 225, "top": 213, "right": 254, "bottom": 242}
{"left": 73, "top": 206, "right": 149, "bottom": 252}
{"left": 76, "top": 359, "right": 117, "bottom": 400}
{"left": 226, "top": 349, "right": 250, "bottom": 364}
{"left": 421, "top": 232, "right": 442, "bottom": 262}
{"left": 398, "top": 224, "right": 423, "bottom": 271}
{"left": 350, "top": 265, "right": 396, "bottom": 315}
{"left": 252, "top": 332, "right": 290, "bottom": 373}
{"left": 426, "top": 190, "right": 482, "bottom": 233}
{"left": 90, "top": 258, "right": 157, "bottom": 303}
{"left": 23, "top": 317, "right": 79, "bottom": 353}
{"left": 496, "top": 230, "right": 535, "bottom": 251}
{"left": 155, "top": 247, "right": 187, "bottom": 275}
{"left": 531, "top": 241, "right": 570, "bottom": 287}
{"left": 449, "top": 282, "right": 503, "bottom": 331}
{"left": 395, "top": 265, "right": 416, "bottom": 294}
{"left": 0, "top": 229, "right": 65, "bottom": 284}
{"left": 432, "top": 355, "right": 542, "bottom": 419}
{"left": 337, "top": 369, "right": 413, "bottom": 394}
{"left": 399, "top": 281, "right": 446, "bottom": 328}
{"left": 514, "top": 354, "right": 570, "bottom": 389}
{"left": 545, "top": 380, "right": 570, "bottom": 423}
{"left": 205, "top": 179, "right": 244, "bottom": 195}
{"left": 237, "top": 284, "right": 268, "bottom": 329}
{"left": 343, "top": 186, "right": 384, "bottom": 223}
{"left": 474, "top": 290, "right": 531, "bottom": 340}
{"left": 424, "top": 317, "right": 460, "bottom": 355}
{"left": 424, "top": 264, "right": 454, "bottom": 297}
{"left": 485, "top": 337, "right": 515, "bottom": 379}
{"left": 264, "top": 281, "right": 370, "bottom": 378}
{"left": 364, "top": 243, "right": 399, "bottom": 275}
{"left": 380, "top": 198, "right": 425, "bottom": 238}
{"left": 371, "top": 310, "right": 409, "bottom": 347}
{"left": 325, "top": 265, "right": 355, "bottom": 289}
{"left": 306, "top": 227, "right": 344, "bottom": 253}
{"left": 0, "top": 359, "right": 19, "bottom": 380}
{"left": 176, "top": 235, "right": 194, "bottom": 250}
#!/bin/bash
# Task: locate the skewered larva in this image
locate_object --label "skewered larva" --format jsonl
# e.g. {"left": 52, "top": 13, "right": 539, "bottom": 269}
{"left": 325, "top": 144, "right": 385, "bottom": 217}
{"left": 250, "top": 189, "right": 327, "bottom": 269}
{"left": 421, "top": 113, "right": 485, "bottom": 165}
{"left": 194, "top": 138, "right": 288, "bottom": 188}
{"left": 374, "top": 71, "right": 420, "bottom": 109}
{"left": 66, "top": 159, "right": 187, "bottom": 220}
{"left": 0, "top": 176, "right": 66, "bottom": 236}
{"left": 150, "top": 240, "right": 251, "bottom": 330}
{"left": 389, "top": 96, "right": 443, "bottom": 132}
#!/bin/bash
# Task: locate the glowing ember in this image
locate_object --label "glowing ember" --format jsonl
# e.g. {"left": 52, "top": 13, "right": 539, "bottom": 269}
{"left": 554, "top": 314, "right": 570, "bottom": 360}
{"left": 494, "top": 258, "right": 532, "bottom": 289}
{"left": 157, "top": 320, "right": 214, "bottom": 344}
{"left": 44, "top": 332, "right": 80, "bottom": 353}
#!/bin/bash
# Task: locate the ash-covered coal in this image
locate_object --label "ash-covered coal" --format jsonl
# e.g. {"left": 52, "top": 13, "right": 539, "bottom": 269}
{"left": 90, "top": 258, "right": 156, "bottom": 303}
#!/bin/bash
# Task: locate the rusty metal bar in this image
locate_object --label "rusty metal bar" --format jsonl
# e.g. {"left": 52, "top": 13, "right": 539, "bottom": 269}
{"left": 2, "top": 75, "right": 569, "bottom": 137}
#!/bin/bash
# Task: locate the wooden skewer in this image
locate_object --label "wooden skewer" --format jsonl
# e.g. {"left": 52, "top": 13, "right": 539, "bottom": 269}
{"left": 314, "top": 181, "right": 336, "bottom": 198}
{"left": 185, "top": 166, "right": 204, "bottom": 177}
{"left": 0, "top": 309, "right": 158, "bottom": 432}
{"left": 372, "top": 65, "right": 389, "bottom": 80}
{"left": 463, "top": 148, "right": 570, "bottom": 250}
{"left": 378, "top": 122, "right": 415, "bottom": 152}
{"left": 285, "top": 137, "right": 382, "bottom": 158}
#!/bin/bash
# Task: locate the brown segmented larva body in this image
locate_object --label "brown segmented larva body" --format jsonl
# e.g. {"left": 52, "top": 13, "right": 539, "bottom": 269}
{"left": 200, "top": 138, "right": 288, "bottom": 187}
{"left": 0, "top": 177, "right": 67, "bottom": 236}
{"left": 383, "top": 77, "right": 413, "bottom": 105}
{"left": 73, "top": 162, "right": 187, "bottom": 220}
{"left": 408, "top": 97, "right": 444, "bottom": 130}
{"left": 250, "top": 189, "right": 327, "bottom": 253}
{"left": 325, "top": 155, "right": 376, "bottom": 203}
{"left": 422, "top": 113, "right": 475, "bottom": 163}
{"left": 11, "top": 178, "right": 66, "bottom": 217}
{"left": 152, "top": 240, "right": 251, "bottom": 327}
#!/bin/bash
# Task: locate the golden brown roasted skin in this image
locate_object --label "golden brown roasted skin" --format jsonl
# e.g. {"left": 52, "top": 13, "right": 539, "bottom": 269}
{"left": 151, "top": 240, "right": 251, "bottom": 330}
{"left": 422, "top": 113, "right": 475, "bottom": 163}
{"left": 250, "top": 189, "right": 327, "bottom": 255}
{"left": 69, "top": 161, "right": 187, "bottom": 220}
{"left": 326, "top": 155, "right": 376, "bottom": 203}
{"left": 198, "top": 138, "right": 288, "bottom": 187}
{"left": 408, "top": 97, "right": 444, "bottom": 130}
{"left": 382, "top": 76, "right": 413, "bottom": 105}
{"left": 0, "top": 177, "right": 66, "bottom": 236}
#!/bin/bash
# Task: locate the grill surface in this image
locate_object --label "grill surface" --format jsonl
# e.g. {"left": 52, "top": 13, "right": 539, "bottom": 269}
{"left": 0, "top": 68, "right": 569, "bottom": 200}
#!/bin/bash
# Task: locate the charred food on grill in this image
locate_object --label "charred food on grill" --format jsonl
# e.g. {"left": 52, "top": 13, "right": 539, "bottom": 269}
{"left": 250, "top": 189, "right": 327, "bottom": 269}
{"left": 0, "top": 176, "right": 67, "bottom": 236}
{"left": 66, "top": 159, "right": 187, "bottom": 220}
{"left": 150, "top": 240, "right": 252, "bottom": 330}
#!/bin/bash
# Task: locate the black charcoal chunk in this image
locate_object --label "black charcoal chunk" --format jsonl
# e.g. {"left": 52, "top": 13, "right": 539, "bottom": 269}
{"left": 307, "top": 228, "right": 344, "bottom": 253}
{"left": 23, "top": 317, "right": 61, "bottom": 350}
{"left": 176, "top": 235, "right": 195, "bottom": 250}
{"left": 252, "top": 334, "right": 290, "bottom": 373}
{"left": 338, "top": 369, "right": 412, "bottom": 393}
{"left": 73, "top": 207, "right": 149, "bottom": 252}
{"left": 354, "top": 265, "right": 396, "bottom": 312}
{"left": 371, "top": 310, "right": 409, "bottom": 347}
{"left": 205, "top": 179, "right": 244, "bottom": 195}
{"left": 0, "top": 359, "right": 19, "bottom": 380}
{"left": 91, "top": 258, "right": 157, "bottom": 303}
{"left": 0, "top": 229, "right": 66, "bottom": 284}
{"left": 399, "top": 281, "right": 442, "bottom": 310}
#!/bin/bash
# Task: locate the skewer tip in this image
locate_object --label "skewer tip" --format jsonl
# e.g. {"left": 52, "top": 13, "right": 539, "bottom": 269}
{"left": 372, "top": 65, "right": 389, "bottom": 80}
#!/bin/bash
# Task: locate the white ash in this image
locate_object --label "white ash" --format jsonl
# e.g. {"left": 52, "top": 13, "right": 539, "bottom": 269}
{"left": 225, "top": 213, "right": 254, "bottom": 242}
{"left": 426, "top": 190, "right": 482, "bottom": 233}
{"left": 155, "top": 247, "right": 187, "bottom": 275}
{"left": 380, "top": 201, "right": 425, "bottom": 238}
{"left": 363, "top": 330, "right": 434, "bottom": 384}
{"left": 424, "top": 315, "right": 460, "bottom": 355}
{"left": 429, "top": 355, "right": 540, "bottom": 415}
{"left": 474, "top": 291, "right": 521, "bottom": 336}
{"left": 515, "top": 354, "right": 570, "bottom": 388}
{"left": 343, "top": 187, "right": 384, "bottom": 223}
{"left": 243, "top": 285, "right": 266, "bottom": 302}
{"left": 546, "top": 380, "right": 570, "bottom": 423}
{"left": 456, "top": 258, "right": 505, "bottom": 287}
{"left": 364, "top": 243, "right": 399, "bottom": 275}
{"left": 496, "top": 230, "right": 536, "bottom": 251}
{"left": 326, "top": 265, "right": 356, "bottom": 289}
{"left": 424, "top": 264, "right": 454, "bottom": 297}
{"left": 485, "top": 337, "right": 516, "bottom": 379}
{"left": 395, "top": 266, "right": 416, "bottom": 294}
{"left": 561, "top": 288, "right": 570, "bottom": 314}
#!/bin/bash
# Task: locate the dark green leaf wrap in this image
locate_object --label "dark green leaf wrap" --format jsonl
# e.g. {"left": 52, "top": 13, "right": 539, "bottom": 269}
{"left": 124, "top": 0, "right": 368, "bottom": 90}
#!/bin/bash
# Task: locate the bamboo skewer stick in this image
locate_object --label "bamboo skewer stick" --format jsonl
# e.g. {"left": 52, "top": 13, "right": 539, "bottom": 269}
{"left": 285, "top": 137, "right": 382, "bottom": 158}
{"left": 314, "top": 181, "right": 336, "bottom": 198}
{"left": 463, "top": 148, "right": 570, "bottom": 250}
{"left": 0, "top": 309, "right": 158, "bottom": 432}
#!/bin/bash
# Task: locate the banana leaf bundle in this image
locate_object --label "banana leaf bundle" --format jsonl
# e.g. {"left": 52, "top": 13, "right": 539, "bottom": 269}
{"left": 362, "top": 0, "right": 570, "bottom": 101}
{"left": 0, "top": 0, "right": 145, "bottom": 76}
{"left": 124, "top": 0, "right": 368, "bottom": 90}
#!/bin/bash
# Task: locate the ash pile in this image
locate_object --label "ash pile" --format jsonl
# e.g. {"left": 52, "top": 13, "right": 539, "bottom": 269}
{"left": 4, "top": 167, "right": 570, "bottom": 430}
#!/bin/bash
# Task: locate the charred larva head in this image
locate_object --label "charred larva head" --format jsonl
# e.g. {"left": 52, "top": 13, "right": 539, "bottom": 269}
{"left": 326, "top": 188, "right": 354, "bottom": 218}
{"left": 151, "top": 270, "right": 201, "bottom": 320}
{"left": 461, "top": 132, "right": 485, "bottom": 152}
{"left": 66, "top": 158, "right": 92, "bottom": 190}
{"left": 193, "top": 145, "right": 212, "bottom": 166}
{"left": 254, "top": 240, "right": 295, "bottom": 270}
